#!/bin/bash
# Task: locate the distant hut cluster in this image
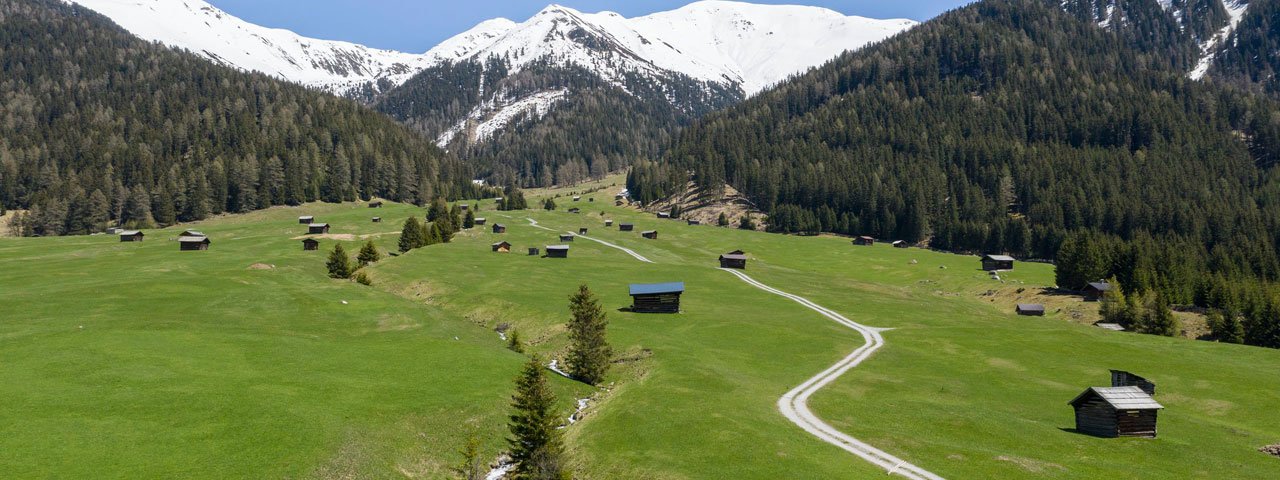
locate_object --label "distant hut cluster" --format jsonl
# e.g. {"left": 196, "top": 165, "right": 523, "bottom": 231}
{"left": 629, "top": 282, "right": 684, "bottom": 314}
{"left": 1069, "top": 371, "right": 1162, "bottom": 438}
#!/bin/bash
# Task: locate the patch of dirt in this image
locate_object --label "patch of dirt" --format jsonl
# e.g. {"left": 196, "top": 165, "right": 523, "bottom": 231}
{"left": 0, "top": 209, "right": 26, "bottom": 237}
{"left": 643, "top": 181, "right": 766, "bottom": 230}
{"left": 247, "top": 263, "right": 275, "bottom": 270}
{"left": 986, "top": 358, "right": 1027, "bottom": 372}
{"left": 293, "top": 233, "right": 357, "bottom": 241}
{"left": 1260, "top": 444, "right": 1280, "bottom": 458}
{"left": 995, "top": 455, "right": 1066, "bottom": 474}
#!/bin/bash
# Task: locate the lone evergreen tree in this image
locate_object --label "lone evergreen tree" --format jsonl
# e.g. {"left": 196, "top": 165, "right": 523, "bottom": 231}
{"left": 566, "top": 284, "right": 611, "bottom": 385}
{"left": 738, "top": 215, "right": 756, "bottom": 230}
{"left": 326, "top": 244, "right": 354, "bottom": 279}
{"left": 1137, "top": 296, "right": 1180, "bottom": 337}
{"left": 508, "top": 356, "right": 567, "bottom": 479}
{"left": 544, "top": 198, "right": 557, "bottom": 211}
{"left": 718, "top": 212, "right": 729, "bottom": 227}
{"left": 463, "top": 209, "right": 476, "bottom": 229}
{"left": 357, "top": 240, "right": 381, "bottom": 267}
{"left": 399, "top": 217, "right": 424, "bottom": 252}
{"left": 507, "top": 328, "right": 525, "bottom": 353}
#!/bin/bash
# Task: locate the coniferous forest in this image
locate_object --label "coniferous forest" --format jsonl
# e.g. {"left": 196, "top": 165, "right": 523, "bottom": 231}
{"left": 634, "top": 0, "right": 1280, "bottom": 348}
{"left": 0, "top": 0, "right": 478, "bottom": 236}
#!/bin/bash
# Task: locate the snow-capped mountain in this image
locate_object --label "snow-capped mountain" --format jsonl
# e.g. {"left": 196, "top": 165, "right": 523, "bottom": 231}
{"left": 65, "top": 0, "right": 431, "bottom": 96}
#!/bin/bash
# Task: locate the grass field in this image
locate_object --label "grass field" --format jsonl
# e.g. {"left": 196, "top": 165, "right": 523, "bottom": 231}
{"left": 2, "top": 176, "right": 1279, "bottom": 478}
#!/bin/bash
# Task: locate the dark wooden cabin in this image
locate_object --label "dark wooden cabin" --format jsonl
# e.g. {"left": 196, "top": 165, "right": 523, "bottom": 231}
{"left": 853, "top": 236, "right": 875, "bottom": 246}
{"left": 579, "top": 228, "right": 589, "bottom": 235}
{"left": 1084, "top": 282, "right": 1113, "bottom": 301}
{"left": 588, "top": 197, "right": 595, "bottom": 202}
{"left": 371, "top": 217, "right": 382, "bottom": 223}
{"left": 892, "top": 240, "right": 909, "bottom": 248}
{"left": 657, "top": 212, "right": 671, "bottom": 219}
{"left": 641, "top": 230, "right": 658, "bottom": 239}
{"left": 179, "top": 235, "right": 210, "bottom": 251}
{"left": 119, "top": 231, "right": 145, "bottom": 242}
{"left": 528, "top": 247, "right": 541, "bottom": 256}
{"left": 303, "top": 238, "right": 319, "bottom": 251}
{"left": 368, "top": 201, "right": 383, "bottom": 208}
{"left": 560, "top": 234, "right": 575, "bottom": 242}
{"left": 619, "top": 223, "right": 635, "bottom": 232}
{"left": 982, "top": 254, "right": 1015, "bottom": 271}
{"left": 605, "top": 220, "right": 614, "bottom": 227}
{"left": 1110, "top": 370, "right": 1157, "bottom": 395}
{"left": 492, "top": 224, "right": 507, "bottom": 234}
{"left": 568, "top": 207, "right": 581, "bottom": 214}
{"left": 459, "top": 204, "right": 470, "bottom": 211}
{"left": 1016, "top": 304, "right": 1046, "bottom": 316}
{"left": 1069, "top": 386, "right": 1163, "bottom": 438}
{"left": 573, "top": 196, "right": 581, "bottom": 202}
{"left": 475, "top": 218, "right": 487, "bottom": 226}
{"left": 298, "top": 216, "right": 314, "bottom": 224}
{"left": 492, "top": 241, "right": 512, "bottom": 253}
{"left": 308, "top": 223, "right": 330, "bottom": 234}
{"left": 180, "top": 230, "right": 205, "bottom": 237}
{"left": 629, "top": 282, "right": 684, "bottom": 314}
{"left": 687, "top": 220, "right": 702, "bottom": 226}
{"left": 719, "top": 253, "right": 748, "bottom": 269}
{"left": 546, "top": 245, "right": 569, "bottom": 258}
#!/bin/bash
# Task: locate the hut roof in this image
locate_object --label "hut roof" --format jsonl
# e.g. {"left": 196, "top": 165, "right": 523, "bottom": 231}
{"left": 119, "top": 230, "right": 143, "bottom": 236}
{"left": 475, "top": 217, "right": 486, "bottom": 221}
{"left": 620, "top": 222, "right": 634, "bottom": 226}
{"left": 309, "top": 223, "right": 329, "bottom": 228}
{"left": 494, "top": 223, "right": 506, "bottom": 228}
{"left": 727, "top": 250, "right": 745, "bottom": 255}
{"left": 178, "top": 236, "right": 210, "bottom": 243}
{"left": 1096, "top": 323, "right": 1126, "bottom": 331}
{"left": 180, "top": 230, "right": 204, "bottom": 237}
{"left": 1069, "top": 386, "right": 1163, "bottom": 410}
{"left": 546, "top": 245, "right": 570, "bottom": 251}
{"left": 892, "top": 240, "right": 906, "bottom": 245}
{"left": 1087, "top": 282, "right": 1113, "bottom": 292}
{"left": 302, "top": 238, "right": 319, "bottom": 244}
{"left": 492, "top": 241, "right": 511, "bottom": 247}
{"left": 720, "top": 254, "right": 748, "bottom": 261}
{"left": 629, "top": 282, "right": 685, "bottom": 296}
{"left": 1016, "top": 304, "right": 1045, "bottom": 313}
{"left": 299, "top": 216, "right": 313, "bottom": 220}
{"left": 641, "top": 230, "right": 657, "bottom": 234}
{"left": 858, "top": 236, "right": 874, "bottom": 240}
{"left": 984, "top": 254, "right": 1016, "bottom": 262}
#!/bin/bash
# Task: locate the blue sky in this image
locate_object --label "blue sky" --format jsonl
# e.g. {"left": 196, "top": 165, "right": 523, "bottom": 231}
{"left": 208, "top": 1, "right": 973, "bottom": 53}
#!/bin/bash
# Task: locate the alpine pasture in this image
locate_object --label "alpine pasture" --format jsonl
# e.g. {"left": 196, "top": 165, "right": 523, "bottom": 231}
{"left": 1, "top": 177, "right": 1278, "bottom": 479}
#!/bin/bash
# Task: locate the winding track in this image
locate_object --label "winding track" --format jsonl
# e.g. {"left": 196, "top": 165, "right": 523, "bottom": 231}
{"left": 521, "top": 214, "right": 941, "bottom": 478}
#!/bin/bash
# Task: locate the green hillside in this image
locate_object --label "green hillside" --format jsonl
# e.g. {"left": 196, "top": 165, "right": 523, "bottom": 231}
{"left": 3, "top": 178, "right": 1278, "bottom": 478}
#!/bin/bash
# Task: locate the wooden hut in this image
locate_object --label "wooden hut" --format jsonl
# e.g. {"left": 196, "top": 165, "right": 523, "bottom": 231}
{"left": 475, "top": 218, "right": 487, "bottom": 226}
{"left": 119, "top": 230, "right": 145, "bottom": 242}
{"left": 368, "top": 201, "right": 383, "bottom": 208}
{"left": 687, "top": 220, "right": 702, "bottom": 226}
{"left": 982, "top": 254, "right": 1015, "bottom": 271}
{"left": 180, "top": 230, "right": 205, "bottom": 237}
{"left": 1110, "top": 370, "right": 1157, "bottom": 395}
{"left": 605, "top": 220, "right": 614, "bottom": 227}
{"left": 371, "top": 217, "right": 382, "bottom": 223}
{"left": 492, "top": 241, "right": 512, "bottom": 253}
{"left": 492, "top": 224, "right": 507, "bottom": 234}
{"left": 1084, "top": 282, "right": 1113, "bottom": 301}
{"left": 573, "top": 196, "right": 581, "bottom": 202}
{"left": 588, "top": 197, "right": 595, "bottom": 202}
{"left": 560, "top": 233, "right": 576, "bottom": 242}
{"left": 528, "top": 247, "right": 541, "bottom": 256}
{"left": 629, "top": 282, "right": 684, "bottom": 314}
{"left": 298, "top": 216, "right": 314, "bottom": 224}
{"left": 579, "top": 228, "right": 589, "bottom": 235}
{"left": 853, "top": 236, "right": 875, "bottom": 246}
{"left": 641, "top": 230, "right": 658, "bottom": 240}
{"left": 546, "top": 245, "right": 569, "bottom": 258}
{"left": 619, "top": 223, "right": 635, "bottom": 232}
{"left": 568, "top": 207, "right": 581, "bottom": 214}
{"left": 1016, "top": 304, "right": 1046, "bottom": 316}
{"left": 302, "top": 238, "right": 319, "bottom": 251}
{"left": 892, "top": 240, "right": 909, "bottom": 248}
{"left": 459, "top": 204, "right": 470, "bottom": 211}
{"left": 178, "top": 235, "right": 210, "bottom": 251}
{"left": 719, "top": 252, "right": 748, "bottom": 269}
{"left": 657, "top": 212, "right": 671, "bottom": 219}
{"left": 1068, "top": 386, "right": 1163, "bottom": 438}
{"left": 308, "top": 223, "right": 331, "bottom": 234}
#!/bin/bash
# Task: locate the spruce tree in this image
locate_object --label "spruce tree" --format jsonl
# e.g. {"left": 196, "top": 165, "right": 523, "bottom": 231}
{"left": 357, "top": 240, "right": 381, "bottom": 267}
{"left": 1054, "top": 234, "right": 1110, "bottom": 290}
{"left": 463, "top": 209, "right": 476, "bottom": 229}
{"left": 326, "top": 244, "right": 354, "bottom": 279}
{"left": 427, "top": 197, "right": 449, "bottom": 223}
{"left": 566, "top": 284, "right": 611, "bottom": 385}
{"left": 1137, "top": 296, "right": 1179, "bottom": 337}
{"left": 544, "top": 198, "right": 557, "bottom": 211}
{"left": 718, "top": 212, "right": 729, "bottom": 227}
{"left": 508, "top": 356, "right": 567, "bottom": 479}
{"left": 507, "top": 329, "right": 525, "bottom": 353}
{"left": 399, "top": 217, "right": 424, "bottom": 253}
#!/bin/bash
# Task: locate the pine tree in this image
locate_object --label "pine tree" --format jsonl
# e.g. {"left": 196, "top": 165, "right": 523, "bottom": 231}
{"left": 457, "top": 434, "right": 485, "bottom": 480}
{"left": 718, "top": 212, "right": 729, "bottom": 227}
{"left": 427, "top": 197, "right": 449, "bottom": 223}
{"left": 1208, "top": 309, "right": 1245, "bottom": 344}
{"left": 544, "top": 198, "right": 557, "bottom": 211}
{"left": 508, "top": 356, "right": 567, "bottom": 480}
{"left": 738, "top": 215, "right": 756, "bottom": 230}
{"left": 1055, "top": 234, "right": 1110, "bottom": 290}
{"left": 1136, "top": 296, "right": 1179, "bottom": 337}
{"left": 566, "top": 284, "right": 611, "bottom": 385}
{"left": 507, "top": 329, "right": 525, "bottom": 353}
{"left": 399, "top": 217, "right": 424, "bottom": 253}
{"left": 463, "top": 209, "right": 476, "bottom": 229}
{"left": 326, "top": 244, "right": 354, "bottom": 279}
{"left": 357, "top": 240, "right": 381, "bottom": 267}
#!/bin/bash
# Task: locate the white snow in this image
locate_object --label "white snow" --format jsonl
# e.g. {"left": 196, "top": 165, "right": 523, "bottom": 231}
{"left": 437, "top": 89, "right": 569, "bottom": 147}
{"left": 547, "top": 359, "right": 572, "bottom": 379}
{"left": 1190, "top": 0, "right": 1250, "bottom": 80}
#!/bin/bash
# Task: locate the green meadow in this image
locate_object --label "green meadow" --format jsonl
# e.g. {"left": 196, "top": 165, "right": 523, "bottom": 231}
{"left": 1, "top": 176, "right": 1278, "bottom": 478}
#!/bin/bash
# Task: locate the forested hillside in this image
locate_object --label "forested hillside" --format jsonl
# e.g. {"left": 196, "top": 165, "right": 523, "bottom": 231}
{"left": 0, "top": 0, "right": 477, "bottom": 236}
{"left": 1209, "top": 0, "right": 1280, "bottom": 94}
{"left": 635, "top": 0, "right": 1280, "bottom": 347}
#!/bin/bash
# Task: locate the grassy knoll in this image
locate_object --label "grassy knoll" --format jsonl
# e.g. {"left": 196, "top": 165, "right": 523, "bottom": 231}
{"left": 2, "top": 178, "right": 1279, "bottom": 479}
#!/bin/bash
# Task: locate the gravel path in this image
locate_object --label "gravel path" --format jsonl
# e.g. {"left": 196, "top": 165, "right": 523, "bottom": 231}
{"left": 524, "top": 218, "right": 654, "bottom": 263}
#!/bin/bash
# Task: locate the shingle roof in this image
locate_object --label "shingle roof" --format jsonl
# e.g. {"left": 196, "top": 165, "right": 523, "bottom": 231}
{"left": 629, "top": 282, "right": 685, "bottom": 296}
{"left": 1017, "top": 304, "right": 1045, "bottom": 312}
{"left": 178, "top": 236, "right": 209, "bottom": 243}
{"left": 1096, "top": 323, "right": 1125, "bottom": 331}
{"left": 492, "top": 241, "right": 511, "bottom": 247}
{"left": 309, "top": 223, "right": 329, "bottom": 228}
{"left": 985, "top": 254, "right": 1016, "bottom": 262}
{"left": 720, "top": 254, "right": 748, "bottom": 261}
{"left": 119, "top": 230, "right": 142, "bottom": 236}
{"left": 546, "top": 245, "right": 569, "bottom": 250}
{"left": 1069, "top": 386, "right": 1163, "bottom": 410}
{"left": 1087, "top": 282, "right": 1113, "bottom": 292}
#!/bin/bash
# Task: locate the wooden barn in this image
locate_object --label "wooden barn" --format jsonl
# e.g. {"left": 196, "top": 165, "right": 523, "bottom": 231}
{"left": 579, "top": 228, "right": 589, "bottom": 235}
{"left": 629, "top": 282, "right": 684, "bottom": 314}
{"left": 475, "top": 218, "right": 487, "bottom": 226}
{"left": 657, "top": 212, "right": 671, "bottom": 219}
{"left": 119, "top": 231, "right": 145, "bottom": 242}
{"left": 546, "top": 245, "right": 569, "bottom": 258}
{"left": 687, "top": 220, "right": 702, "bottom": 226}
{"left": 1016, "top": 304, "right": 1046, "bottom": 316}
{"left": 368, "top": 201, "right": 383, "bottom": 208}
{"left": 573, "top": 196, "right": 581, "bottom": 202}
{"left": 308, "top": 223, "right": 331, "bottom": 234}
{"left": 1085, "top": 282, "right": 1113, "bottom": 301}
{"left": 982, "top": 254, "right": 1015, "bottom": 271}
{"left": 460, "top": 204, "right": 470, "bottom": 211}
{"left": 892, "top": 240, "right": 909, "bottom": 248}
{"left": 528, "top": 247, "right": 541, "bottom": 256}
{"left": 298, "top": 216, "right": 314, "bottom": 224}
{"left": 605, "top": 220, "right": 614, "bottom": 227}
{"left": 641, "top": 230, "right": 658, "bottom": 239}
{"left": 1110, "top": 370, "right": 1157, "bottom": 395}
{"left": 303, "top": 238, "right": 319, "bottom": 251}
{"left": 588, "top": 197, "right": 595, "bottom": 202}
{"left": 179, "top": 235, "right": 210, "bottom": 251}
{"left": 619, "top": 223, "right": 635, "bottom": 232}
{"left": 853, "top": 236, "right": 875, "bottom": 246}
{"left": 492, "top": 241, "right": 512, "bottom": 253}
{"left": 719, "top": 252, "right": 748, "bottom": 269}
{"left": 180, "top": 230, "right": 205, "bottom": 237}
{"left": 372, "top": 217, "right": 382, "bottom": 223}
{"left": 1069, "top": 386, "right": 1163, "bottom": 438}
{"left": 560, "top": 233, "right": 576, "bottom": 242}
{"left": 492, "top": 224, "right": 507, "bottom": 234}
{"left": 568, "top": 207, "right": 581, "bottom": 214}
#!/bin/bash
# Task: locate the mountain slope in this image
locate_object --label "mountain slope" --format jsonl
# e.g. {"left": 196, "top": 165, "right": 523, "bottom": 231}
{"left": 1, "top": 0, "right": 474, "bottom": 236}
